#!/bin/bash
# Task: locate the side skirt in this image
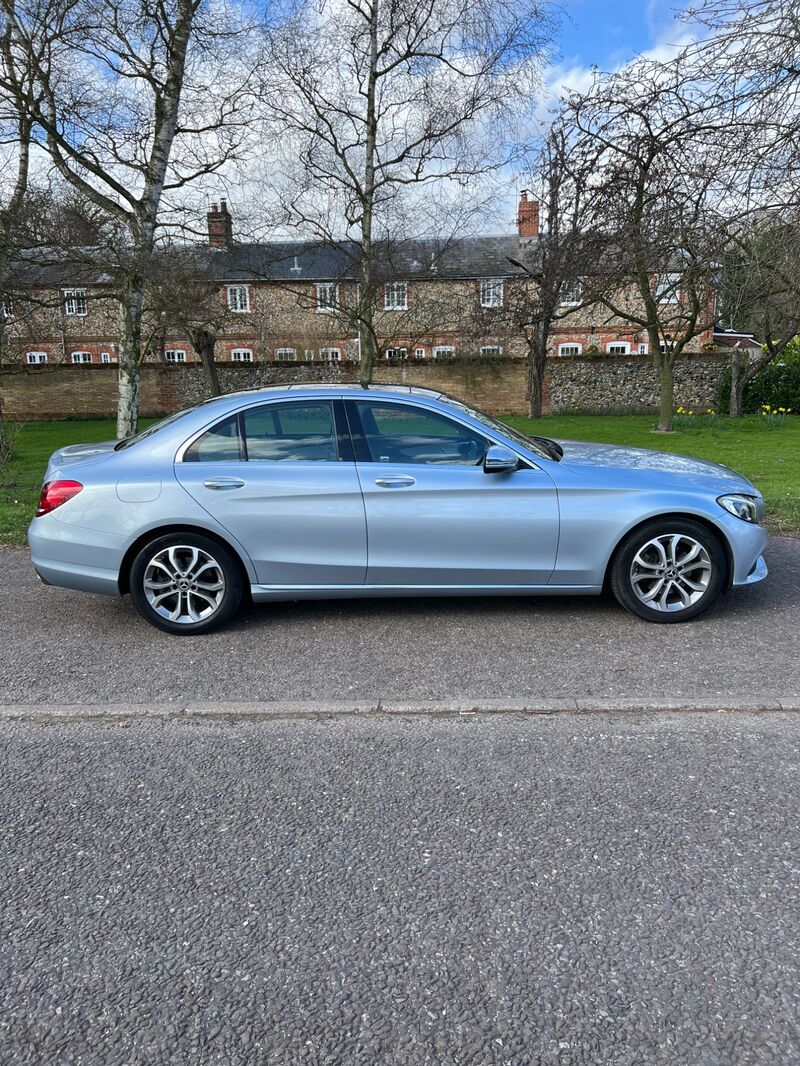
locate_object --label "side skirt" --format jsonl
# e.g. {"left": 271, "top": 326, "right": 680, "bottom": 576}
{"left": 250, "top": 583, "right": 603, "bottom": 603}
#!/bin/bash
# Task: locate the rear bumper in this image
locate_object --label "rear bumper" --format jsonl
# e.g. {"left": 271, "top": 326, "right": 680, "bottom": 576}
{"left": 28, "top": 517, "right": 124, "bottom": 598}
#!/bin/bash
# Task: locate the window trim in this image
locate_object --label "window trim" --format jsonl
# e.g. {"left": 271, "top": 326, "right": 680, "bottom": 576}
{"left": 230, "top": 348, "right": 253, "bottom": 362}
{"left": 432, "top": 345, "right": 456, "bottom": 359}
{"left": 274, "top": 347, "right": 297, "bottom": 361}
{"left": 70, "top": 350, "right": 93, "bottom": 364}
{"left": 480, "top": 278, "right": 504, "bottom": 308}
{"left": 557, "top": 342, "right": 583, "bottom": 357}
{"left": 226, "top": 285, "right": 250, "bottom": 313}
{"left": 64, "top": 288, "right": 88, "bottom": 316}
{"left": 319, "top": 347, "right": 342, "bottom": 362}
{"left": 26, "top": 351, "right": 48, "bottom": 364}
{"left": 164, "top": 348, "right": 187, "bottom": 364}
{"left": 383, "top": 281, "right": 408, "bottom": 311}
{"left": 606, "top": 341, "right": 631, "bottom": 355}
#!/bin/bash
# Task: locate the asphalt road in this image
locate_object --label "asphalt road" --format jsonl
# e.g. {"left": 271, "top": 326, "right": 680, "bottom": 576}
{"left": 2, "top": 712, "right": 799, "bottom": 1065}
{"left": 1, "top": 538, "right": 798, "bottom": 705}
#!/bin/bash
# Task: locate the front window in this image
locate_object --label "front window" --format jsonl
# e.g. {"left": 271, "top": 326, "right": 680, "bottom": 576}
{"left": 231, "top": 348, "right": 253, "bottom": 362}
{"left": 227, "top": 285, "right": 250, "bottom": 312}
{"left": 165, "top": 349, "right": 186, "bottom": 363}
{"left": 606, "top": 342, "right": 630, "bottom": 354}
{"left": 558, "top": 343, "right": 582, "bottom": 356}
{"left": 71, "top": 351, "right": 92, "bottom": 364}
{"left": 315, "top": 282, "right": 338, "bottom": 313}
{"left": 480, "top": 278, "right": 504, "bottom": 308}
{"left": 26, "top": 351, "right": 48, "bottom": 364}
{"left": 351, "top": 401, "right": 489, "bottom": 466}
{"left": 384, "top": 282, "right": 408, "bottom": 310}
{"left": 559, "top": 278, "right": 582, "bottom": 306}
{"left": 64, "top": 289, "right": 87, "bottom": 316}
{"left": 655, "top": 273, "right": 680, "bottom": 303}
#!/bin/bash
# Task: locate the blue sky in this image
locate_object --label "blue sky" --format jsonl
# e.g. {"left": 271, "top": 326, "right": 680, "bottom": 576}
{"left": 555, "top": 0, "right": 690, "bottom": 74}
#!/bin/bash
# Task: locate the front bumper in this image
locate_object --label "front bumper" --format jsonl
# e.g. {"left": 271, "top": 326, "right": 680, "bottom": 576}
{"left": 733, "top": 552, "right": 768, "bottom": 587}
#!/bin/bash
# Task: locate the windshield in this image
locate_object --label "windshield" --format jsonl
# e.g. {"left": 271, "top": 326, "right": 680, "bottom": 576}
{"left": 114, "top": 406, "right": 200, "bottom": 451}
{"left": 438, "top": 395, "right": 557, "bottom": 461}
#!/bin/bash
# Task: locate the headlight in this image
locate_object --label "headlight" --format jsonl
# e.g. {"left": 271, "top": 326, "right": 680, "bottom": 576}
{"left": 717, "top": 493, "right": 760, "bottom": 523}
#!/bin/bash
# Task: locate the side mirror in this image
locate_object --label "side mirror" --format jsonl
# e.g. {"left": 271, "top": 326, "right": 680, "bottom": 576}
{"left": 483, "top": 444, "right": 519, "bottom": 474}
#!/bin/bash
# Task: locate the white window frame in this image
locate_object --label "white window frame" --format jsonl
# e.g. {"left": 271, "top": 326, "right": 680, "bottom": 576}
{"left": 480, "top": 278, "right": 504, "bottom": 308}
{"left": 315, "top": 282, "right": 339, "bottom": 313}
{"left": 230, "top": 348, "right": 253, "bottom": 363}
{"left": 64, "top": 289, "right": 87, "bottom": 316}
{"left": 558, "top": 343, "right": 582, "bottom": 357}
{"left": 164, "top": 349, "right": 186, "bottom": 364}
{"left": 275, "top": 347, "right": 297, "bottom": 361}
{"left": 638, "top": 342, "right": 649, "bottom": 354}
{"left": 2, "top": 293, "right": 13, "bottom": 318}
{"left": 480, "top": 344, "right": 503, "bottom": 357}
{"left": 559, "top": 279, "right": 583, "bottom": 307}
{"left": 26, "top": 351, "right": 48, "bottom": 364}
{"left": 71, "top": 351, "right": 92, "bottom": 364}
{"left": 606, "top": 341, "right": 631, "bottom": 355}
{"left": 319, "top": 347, "right": 342, "bottom": 362}
{"left": 432, "top": 345, "right": 456, "bottom": 359}
{"left": 385, "top": 347, "right": 407, "bottom": 360}
{"left": 655, "top": 273, "right": 681, "bottom": 303}
{"left": 384, "top": 281, "right": 408, "bottom": 311}
{"left": 414, "top": 347, "right": 425, "bottom": 360}
{"left": 101, "top": 352, "right": 110, "bottom": 364}
{"left": 226, "top": 285, "right": 250, "bottom": 313}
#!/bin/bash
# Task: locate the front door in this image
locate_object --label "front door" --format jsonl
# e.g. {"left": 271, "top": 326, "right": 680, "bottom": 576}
{"left": 345, "top": 399, "right": 559, "bottom": 586}
{"left": 175, "top": 399, "right": 367, "bottom": 586}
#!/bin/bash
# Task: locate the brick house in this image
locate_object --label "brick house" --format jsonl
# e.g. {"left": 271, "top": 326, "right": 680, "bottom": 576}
{"left": 1, "top": 194, "right": 713, "bottom": 367}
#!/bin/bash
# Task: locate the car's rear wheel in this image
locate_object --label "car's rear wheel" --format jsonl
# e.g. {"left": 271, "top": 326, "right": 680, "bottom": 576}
{"left": 610, "top": 519, "right": 727, "bottom": 623}
{"left": 130, "top": 533, "right": 243, "bottom": 634}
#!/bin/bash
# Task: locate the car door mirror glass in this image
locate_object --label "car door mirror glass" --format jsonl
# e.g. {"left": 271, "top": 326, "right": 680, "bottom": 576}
{"left": 483, "top": 444, "right": 519, "bottom": 473}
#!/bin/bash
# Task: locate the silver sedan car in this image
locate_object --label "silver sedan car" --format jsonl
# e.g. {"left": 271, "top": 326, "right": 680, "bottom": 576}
{"left": 29, "top": 384, "right": 768, "bottom": 634}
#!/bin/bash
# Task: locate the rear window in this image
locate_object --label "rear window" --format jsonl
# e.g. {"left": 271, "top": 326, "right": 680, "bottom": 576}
{"left": 114, "top": 406, "right": 199, "bottom": 451}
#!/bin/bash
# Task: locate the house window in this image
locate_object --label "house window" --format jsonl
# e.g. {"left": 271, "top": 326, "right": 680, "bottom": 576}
{"left": 655, "top": 274, "right": 680, "bottom": 303}
{"left": 319, "top": 347, "right": 341, "bottom": 362}
{"left": 64, "top": 289, "right": 87, "bottom": 316}
{"left": 164, "top": 349, "right": 186, "bottom": 363}
{"left": 432, "top": 345, "right": 456, "bottom": 359}
{"left": 558, "top": 343, "right": 582, "bottom": 356}
{"left": 638, "top": 342, "right": 649, "bottom": 354}
{"left": 71, "top": 351, "right": 92, "bottom": 364}
{"left": 231, "top": 348, "right": 253, "bottom": 362}
{"left": 559, "top": 279, "right": 583, "bottom": 306}
{"left": 275, "top": 348, "right": 296, "bottom": 361}
{"left": 315, "top": 282, "right": 338, "bottom": 313}
{"left": 384, "top": 282, "right": 408, "bottom": 310}
{"left": 606, "top": 342, "right": 631, "bottom": 355}
{"left": 480, "top": 279, "right": 504, "bottom": 308}
{"left": 227, "top": 285, "right": 250, "bottom": 312}
{"left": 385, "top": 347, "right": 407, "bottom": 360}
{"left": 480, "top": 345, "right": 502, "bottom": 356}
{"left": 2, "top": 293, "right": 13, "bottom": 318}
{"left": 26, "top": 351, "right": 48, "bottom": 364}
{"left": 101, "top": 352, "right": 110, "bottom": 364}
{"left": 414, "top": 347, "right": 426, "bottom": 360}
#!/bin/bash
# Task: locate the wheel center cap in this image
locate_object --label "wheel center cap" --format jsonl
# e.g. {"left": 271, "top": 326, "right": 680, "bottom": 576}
{"left": 178, "top": 579, "right": 191, "bottom": 589}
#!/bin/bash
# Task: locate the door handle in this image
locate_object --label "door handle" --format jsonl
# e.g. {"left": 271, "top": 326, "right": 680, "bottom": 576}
{"left": 374, "top": 475, "right": 416, "bottom": 488}
{"left": 203, "top": 477, "right": 246, "bottom": 490}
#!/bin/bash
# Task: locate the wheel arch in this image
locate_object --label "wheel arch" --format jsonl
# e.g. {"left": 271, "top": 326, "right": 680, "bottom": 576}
{"left": 603, "top": 511, "right": 735, "bottom": 592}
{"left": 118, "top": 524, "right": 253, "bottom": 596}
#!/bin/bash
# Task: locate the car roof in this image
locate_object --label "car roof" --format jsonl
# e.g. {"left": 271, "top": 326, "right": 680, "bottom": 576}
{"left": 201, "top": 382, "right": 445, "bottom": 404}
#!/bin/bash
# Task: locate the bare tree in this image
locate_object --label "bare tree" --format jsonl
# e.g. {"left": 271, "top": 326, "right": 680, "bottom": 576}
{"left": 560, "top": 60, "right": 726, "bottom": 431}
{"left": 0, "top": 0, "right": 255, "bottom": 436}
{"left": 259, "top": 0, "right": 555, "bottom": 384}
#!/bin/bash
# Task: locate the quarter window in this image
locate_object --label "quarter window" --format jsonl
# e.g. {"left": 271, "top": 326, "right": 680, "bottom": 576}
{"left": 64, "top": 289, "right": 87, "bottom": 316}
{"left": 353, "top": 401, "right": 488, "bottom": 466}
{"left": 184, "top": 414, "right": 243, "bottom": 462}
{"left": 227, "top": 285, "right": 250, "bottom": 312}
{"left": 384, "top": 282, "right": 408, "bottom": 310}
{"left": 480, "top": 279, "right": 504, "bottom": 308}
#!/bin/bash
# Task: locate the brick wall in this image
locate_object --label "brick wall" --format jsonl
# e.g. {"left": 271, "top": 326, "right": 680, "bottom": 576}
{"left": 0, "top": 351, "right": 730, "bottom": 421}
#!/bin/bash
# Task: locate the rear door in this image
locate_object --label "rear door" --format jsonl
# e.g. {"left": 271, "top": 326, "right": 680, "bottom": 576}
{"left": 175, "top": 398, "right": 367, "bottom": 586}
{"left": 345, "top": 398, "right": 559, "bottom": 586}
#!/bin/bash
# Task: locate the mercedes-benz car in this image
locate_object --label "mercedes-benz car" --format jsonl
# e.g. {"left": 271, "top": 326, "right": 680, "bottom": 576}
{"left": 28, "top": 384, "right": 768, "bottom": 634}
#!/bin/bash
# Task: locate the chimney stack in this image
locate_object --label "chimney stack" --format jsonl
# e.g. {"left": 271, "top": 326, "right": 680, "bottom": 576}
{"left": 517, "top": 190, "right": 539, "bottom": 240}
{"left": 207, "top": 199, "right": 233, "bottom": 249}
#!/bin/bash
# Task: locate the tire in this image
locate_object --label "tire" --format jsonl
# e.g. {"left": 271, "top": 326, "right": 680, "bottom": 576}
{"left": 130, "top": 532, "right": 244, "bottom": 635}
{"left": 610, "top": 518, "right": 727, "bottom": 623}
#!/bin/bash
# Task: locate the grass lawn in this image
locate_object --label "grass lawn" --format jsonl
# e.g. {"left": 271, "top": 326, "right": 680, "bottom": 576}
{"left": 1, "top": 413, "right": 798, "bottom": 546}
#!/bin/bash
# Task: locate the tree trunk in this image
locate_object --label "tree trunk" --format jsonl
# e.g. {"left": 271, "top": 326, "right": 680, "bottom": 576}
{"left": 358, "top": 290, "right": 378, "bottom": 386}
{"left": 526, "top": 326, "right": 548, "bottom": 418}
{"left": 657, "top": 358, "right": 674, "bottom": 432}
{"left": 0, "top": 403, "right": 9, "bottom": 462}
{"left": 729, "top": 349, "right": 745, "bottom": 419}
{"left": 357, "top": 0, "right": 379, "bottom": 388}
{"left": 116, "top": 282, "right": 144, "bottom": 438}
{"left": 194, "top": 328, "right": 220, "bottom": 396}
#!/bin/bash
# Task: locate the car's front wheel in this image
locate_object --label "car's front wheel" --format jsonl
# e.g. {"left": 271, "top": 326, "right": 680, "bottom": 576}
{"left": 610, "top": 519, "right": 727, "bottom": 623}
{"left": 130, "top": 533, "right": 243, "bottom": 634}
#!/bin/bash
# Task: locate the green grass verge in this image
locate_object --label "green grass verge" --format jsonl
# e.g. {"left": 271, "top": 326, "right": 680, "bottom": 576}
{"left": 1, "top": 413, "right": 798, "bottom": 547}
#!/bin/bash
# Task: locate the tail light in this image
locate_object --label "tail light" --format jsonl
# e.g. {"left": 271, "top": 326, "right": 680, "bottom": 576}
{"left": 35, "top": 480, "right": 83, "bottom": 517}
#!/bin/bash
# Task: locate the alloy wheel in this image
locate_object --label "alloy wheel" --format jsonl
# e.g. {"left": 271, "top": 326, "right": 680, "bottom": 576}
{"left": 143, "top": 545, "right": 226, "bottom": 624}
{"left": 629, "top": 533, "right": 712, "bottom": 613}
